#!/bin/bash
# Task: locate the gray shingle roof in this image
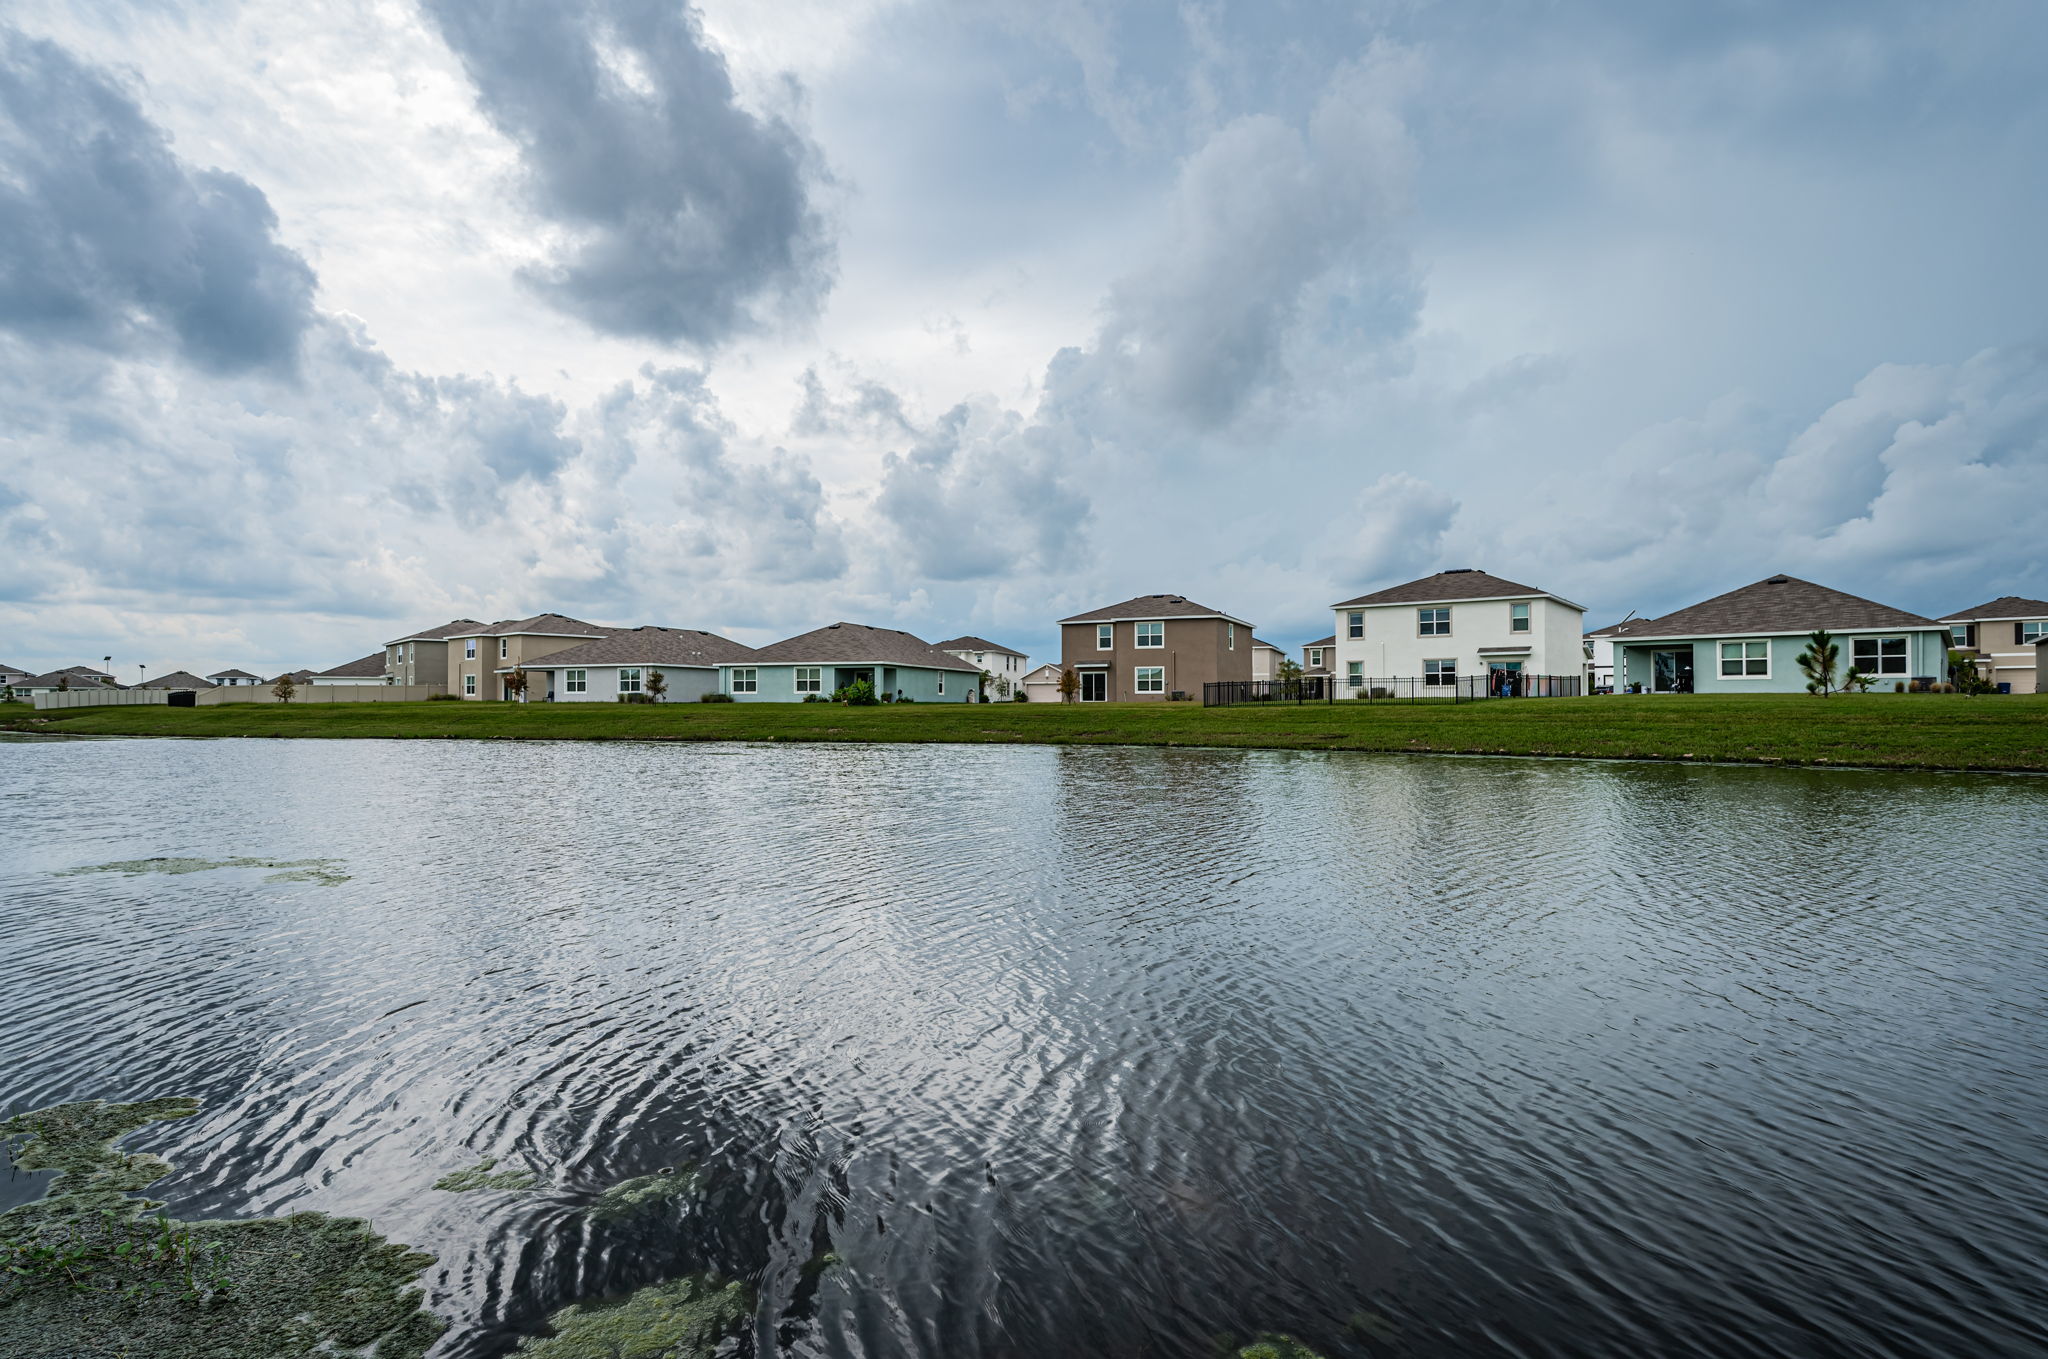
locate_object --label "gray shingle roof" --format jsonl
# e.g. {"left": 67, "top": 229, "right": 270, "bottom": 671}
{"left": 1615, "top": 576, "right": 1941, "bottom": 639}
{"left": 384, "top": 618, "right": 487, "bottom": 644}
{"left": 205, "top": 668, "right": 260, "bottom": 680}
{"left": 1939, "top": 596, "right": 2048, "bottom": 622}
{"left": 0, "top": 662, "right": 26, "bottom": 677}
{"left": 1060, "top": 593, "right": 1253, "bottom": 625}
{"left": 1302, "top": 635, "right": 1336, "bottom": 649}
{"left": 133, "top": 670, "right": 216, "bottom": 689}
{"left": 475, "top": 613, "right": 610, "bottom": 638}
{"left": 1334, "top": 569, "right": 1565, "bottom": 609}
{"left": 1250, "top": 638, "right": 1283, "bottom": 650}
{"left": 17, "top": 670, "right": 120, "bottom": 688}
{"left": 519, "top": 627, "right": 760, "bottom": 669}
{"left": 314, "top": 653, "right": 388, "bottom": 679}
{"left": 933, "top": 636, "right": 1026, "bottom": 657}
{"left": 747, "top": 622, "right": 980, "bottom": 671}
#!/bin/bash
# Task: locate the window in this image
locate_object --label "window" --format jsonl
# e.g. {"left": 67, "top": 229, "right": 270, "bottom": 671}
{"left": 464, "top": 639, "right": 477, "bottom": 659}
{"left": 1418, "top": 608, "right": 1451, "bottom": 636}
{"left": 730, "top": 668, "right": 757, "bottom": 694}
{"left": 1347, "top": 611, "right": 1364, "bottom": 639}
{"left": 1096, "top": 623, "right": 1113, "bottom": 650}
{"left": 1950, "top": 624, "right": 1975, "bottom": 648}
{"left": 1852, "top": 636, "right": 1908, "bottom": 675}
{"left": 937, "top": 672, "right": 945, "bottom": 694}
{"left": 1719, "top": 640, "right": 1768, "bottom": 677}
{"left": 1135, "top": 621, "right": 1164, "bottom": 648}
{"left": 1423, "top": 659, "right": 1456, "bottom": 686}
{"left": 564, "top": 669, "right": 586, "bottom": 693}
{"left": 2022, "top": 621, "right": 2048, "bottom": 644}
{"left": 1346, "top": 661, "right": 1363, "bottom": 688}
{"left": 1135, "top": 666, "right": 1165, "bottom": 693}
{"left": 1510, "top": 603, "right": 1530, "bottom": 633}
{"left": 618, "top": 667, "right": 643, "bottom": 693}
{"left": 973, "top": 653, "right": 985, "bottom": 664}
{"left": 499, "top": 639, "right": 509, "bottom": 660}
{"left": 1227, "top": 622, "right": 1235, "bottom": 649}
{"left": 794, "top": 667, "right": 822, "bottom": 693}
{"left": 1307, "top": 648, "right": 1324, "bottom": 668}
{"left": 463, "top": 674, "right": 476, "bottom": 695}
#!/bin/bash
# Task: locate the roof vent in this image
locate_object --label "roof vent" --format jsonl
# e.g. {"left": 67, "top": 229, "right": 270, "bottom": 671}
{"left": 1766, "top": 575, "right": 1789, "bottom": 584}
{"left": 826, "top": 622, "right": 841, "bottom": 629}
{"left": 1443, "top": 568, "right": 1477, "bottom": 574}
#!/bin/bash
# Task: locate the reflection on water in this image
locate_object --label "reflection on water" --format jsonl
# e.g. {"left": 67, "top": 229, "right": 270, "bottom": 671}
{"left": 3, "top": 738, "right": 2046, "bottom": 1358}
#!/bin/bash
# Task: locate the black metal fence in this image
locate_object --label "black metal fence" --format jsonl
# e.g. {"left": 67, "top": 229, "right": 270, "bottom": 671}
{"left": 1202, "top": 674, "right": 1582, "bottom": 707}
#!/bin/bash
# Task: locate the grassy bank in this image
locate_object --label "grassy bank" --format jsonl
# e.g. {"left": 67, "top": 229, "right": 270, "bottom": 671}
{"left": 7, "top": 693, "right": 2045, "bottom": 771}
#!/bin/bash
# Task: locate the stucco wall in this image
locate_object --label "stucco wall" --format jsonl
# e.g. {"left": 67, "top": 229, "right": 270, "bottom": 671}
{"left": 532, "top": 664, "right": 720, "bottom": 702}
{"left": 1332, "top": 595, "right": 1584, "bottom": 682}
{"left": 1059, "top": 616, "right": 1250, "bottom": 700}
{"left": 1616, "top": 629, "right": 1950, "bottom": 693}
{"left": 719, "top": 663, "right": 974, "bottom": 702}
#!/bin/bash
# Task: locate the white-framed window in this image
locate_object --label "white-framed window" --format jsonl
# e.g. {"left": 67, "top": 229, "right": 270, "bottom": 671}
{"left": 1096, "top": 623, "right": 1113, "bottom": 650}
{"left": 1719, "top": 640, "right": 1768, "bottom": 677}
{"left": 1347, "top": 611, "right": 1364, "bottom": 639}
{"left": 731, "top": 668, "right": 757, "bottom": 694}
{"left": 1227, "top": 622, "right": 1235, "bottom": 649}
{"left": 564, "top": 669, "right": 586, "bottom": 693}
{"left": 2022, "top": 621, "right": 2048, "bottom": 643}
{"left": 464, "top": 639, "right": 477, "bottom": 659}
{"left": 1510, "top": 603, "right": 1530, "bottom": 633}
{"left": 1307, "top": 648, "right": 1324, "bottom": 667}
{"left": 938, "top": 672, "right": 946, "bottom": 694}
{"left": 973, "top": 652, "right": 985, "bottom": 664}
{"left": 618, "top": 667, "right": 643, "bottom": 693}
{"left": 1423, "top": 659, "right": 1456, "bottom": 686}
{"left": 463, "top": 674, "right": 476, "bottom": 695}
{"left": 1135, "top": 621, "right": 1164, "bottom": 648}
{"left": 499, "top": 639, "right": 509, "bottom": 660}
{"left": 1418, "top": 608, "right": 1451, "bottom": 637}
{"left": 1853, "top": 636, "right": 1908, "bottom": 675}
{"left": 1949, "top": 624, "right": 1974, "bottom": 648}
{"left": 794, "top": 667, "right": 822, "bottom": 693}
{"left": 1346, "top": 661, "right": 1362, "bottom": 687}
{"left": 1135, "top": 666, "right": 1165, "bottom": 693}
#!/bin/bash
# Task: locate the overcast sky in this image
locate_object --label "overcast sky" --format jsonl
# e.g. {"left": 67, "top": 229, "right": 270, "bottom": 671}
{"left": 4, "top": 0, "right": 2045, "bottom": 680}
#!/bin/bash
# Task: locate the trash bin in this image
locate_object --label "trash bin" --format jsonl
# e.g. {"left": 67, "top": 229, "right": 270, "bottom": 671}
{"left": 1997, "top": 682, "right": 2012, "bottom": 694}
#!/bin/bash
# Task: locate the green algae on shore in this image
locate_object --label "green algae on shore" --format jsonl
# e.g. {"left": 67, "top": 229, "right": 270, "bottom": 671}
{"left": 55, "top": 855, "right": 351, "bottom": 885}
{"left": 1237, "top": 1336, "right": 1329, "bottom": 1359}
{"left": 0, "top": 1098, "right": 443, "bottom": 1359}
{"left": 585, "top": 1164, "right": 702, "bottom": 1223}
{"left": 434, "top": 1156, "right": 539, "bottom": 1193}
{"left": 515, "top": 1275, "right": 752, "bottom": 1358}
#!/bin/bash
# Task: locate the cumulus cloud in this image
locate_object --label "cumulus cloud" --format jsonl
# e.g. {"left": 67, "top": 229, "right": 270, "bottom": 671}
{"left": 423, "top": 0, "right": 832, "bottom": 348}
{"left": 1331, "top": 472, "right": 1459, "bottom": 586}
{"left": 0, "top": 26, "right": 316, "bottom": 373}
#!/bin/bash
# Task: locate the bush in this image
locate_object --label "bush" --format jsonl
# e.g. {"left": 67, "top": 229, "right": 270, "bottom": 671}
{"left": 1012, "top": 692, "right": 1028, "bottom": 702}
{"left": 880, "top": 691, "right": 894, "bottom": 703}
{"left": 1894, "top": 681, "right": 1905, "bottom": 693}
{"left": 428, "top": 692, "right": 461, "bottom": 701}
{"left": 843, "top": 678, "right": 878, "bottom": 706}
{"left": 699, "top": 692, "right": 735, "bottom": 703}
{"left": 616, "top": 693, "right": 654, "bottom": 703}
{"left": 896, "top": 696, "right": 917, "bottom": 704}
{"left": 802, "top": 692, "right": 823, "bottom": 703}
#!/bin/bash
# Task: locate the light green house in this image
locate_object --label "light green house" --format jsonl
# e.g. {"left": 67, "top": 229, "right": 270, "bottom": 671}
{"left": 717, "top": 622, "right": 981, "bottom": 702}
{"left": 1592, "top": 575, "right": 1950, "bottom": 694}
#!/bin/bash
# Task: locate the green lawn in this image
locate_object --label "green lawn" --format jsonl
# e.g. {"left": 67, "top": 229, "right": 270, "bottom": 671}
{"left": 6, "top": 693, "right": 2045, "bottom": 771}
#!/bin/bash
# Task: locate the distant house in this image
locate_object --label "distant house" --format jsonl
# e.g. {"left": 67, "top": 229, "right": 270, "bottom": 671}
{"left": 519, "top": 626, "right": 760, "bottom": 703}
{"left": 1020, "top": 662, "right": 1064, "bottom": 703}
{"left": 447, "top": 614, "right": 612, "bottom": 700}
{"left": 1249, "top": 638, "right": 1285, "bottom": 681}
{"left": 1938, "top": 596, "right": 2048, "bottom": 694}
{"left": 12, "top": 666, "right": 120, "bottom": 696}
{"left": 1606, "top": 575, "right": 1948, "bottom": 693}
{"left": 133, "top": 670, "right": 216, "bottom": 690}
{"left": 934, "top": 637, "right": 1030, "bottom": 699}
{"left": 383, "top": 618, "right": 485, "bottom": 688}
{"left": 721, "top": 622, "right": 978, "bottom": 702}
{"left": 2037, "top": 635, "right": 2048, "bottom": 693}
{"left": 1330, "top": 570, "right": 1586, "bottom": 692}
{"left": 1058, "top": 593, "right": 1255, "bottom": 702}
{"left": 1299, "top": 636, "right": 1335, "bottom": 676}
{"left": 309, "top": 654, "right": 389, "bottom": 685}
{"left": 205, "top": 668, "right": 262, "bottom": 687}
{"left": 268, "top": 670, "right": 316, "bottom": 687}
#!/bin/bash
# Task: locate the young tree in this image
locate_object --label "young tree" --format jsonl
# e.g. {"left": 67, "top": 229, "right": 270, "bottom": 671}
{"left": 503, "top": 667, "right": 530, "bottom": 701}
{"left": 272, "top": 672, "right": 297, "bottom": 703}
{"left": 1948, "top": 649, "right": 1994, "bottom": 695}
{"left": 1795, "top": 629, "right": 1839, "bottom": 695}
{"left": 1057, "top": 668, "right": 1079, "bottom": 703}
{"left": 977, "top": 668, "right": 993, "bottom": 702}
{"left": 645, "top": 669, "right": 668, "bottom": 702}
{"left": 56, "top": 674, "right": 69, "bottom": 692}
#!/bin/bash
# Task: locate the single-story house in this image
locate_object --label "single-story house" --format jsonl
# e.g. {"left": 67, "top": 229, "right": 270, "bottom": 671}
{"left": 133, "top": 670, "right": 216, "bottom": 690}
{"left": 1249, "top": 638, "right": 1285, "bottom": 681}
{"left": 309, "top": 653, "right": 391, "bottom": 685}
{"left": 10, "top": 666, "right": 121, "bottom": 696}
{"left": 722, "top": 622, "right": 979, "bottom": 702}
{"left": 206, "top": 668, "right": 262, "bottom": 687}
{"left": 934, "top": 636, "right": 1031, "bottom": 699}
{"left": 516, "top": 626, "right": 760, "bottom": 702}
{"left": 1020, "top": 662, "right": 1064, "bottom": 703}
{"left": 1608, "top": 574, "right": 1949, "bottom": 694}
{"left": 1330, "top": 569, "right": 1587, "bottom": 690}
{"left": 1938, "top": 596, "right": 2048, "bottom": 694}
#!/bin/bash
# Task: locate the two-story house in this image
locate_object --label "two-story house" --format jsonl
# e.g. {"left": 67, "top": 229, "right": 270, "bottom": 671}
{"left": 1057, "top": 593, "right": 1255, "bottom": 702}
{"left": 384, "top": 618, "right": 485, "bottom": 688}
{"left": 1329, "top": 570, "right": 1587, "bottom": 692}
{"left": 1938, "top": 596, "right": 2048, "bottom": 694}
{"left": 447, "top": 614, "right": 612, "bottom": 699}
{"left": 934, "top": 637, "right": 1030, "bottom": 699}
{"left": 1299, "top": 636, "right": 1335, "bottom": 677}
{"left": 205, "top": 668, "right": 262, "bottom": 687}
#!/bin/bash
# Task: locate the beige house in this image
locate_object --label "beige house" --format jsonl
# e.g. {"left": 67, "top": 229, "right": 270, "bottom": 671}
{"left": 310, "top": 653, "right": 389, "bottom": 686}
{"left": 1299, "top": 636, "right": 1335, "bottom": 676}
{"left": 384, "top": 618, "right": 484, "bottom": 688}
{"left": 1058, "top": 593, "right": 1255, "bottom": 702}
{"left": 448, "top": 614, "right": 612, "bottom": 699}
{"left": 1249, "top": 637, "right": 1285, "bottom": 681}
{"left": 133, "top": 670, "right": 215, "bottom": 690}
{"left": 1939, "top": 596, "right": 2048, "bottom": 694}
{"left": 1020, "top": 662, "right": 1063, "bottom": 702}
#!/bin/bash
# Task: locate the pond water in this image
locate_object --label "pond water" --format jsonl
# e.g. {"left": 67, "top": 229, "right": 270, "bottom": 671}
{"left": 2, "top": 737, "right": 2046, "bottom": 1358}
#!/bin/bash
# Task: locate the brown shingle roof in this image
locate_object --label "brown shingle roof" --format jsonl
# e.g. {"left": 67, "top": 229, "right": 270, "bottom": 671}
{"left": 1060, "top": 593, "right": 1253, "bottom": 625}
{"left": 1334, "top": 569, "right": 1567, "bottom": 609}
{"left": 385, "top": 617, "right": 487, "bottom": 644}
{"left": 133, "top": 670, "right": 216, "bottom": 689}
{"left": 1301, "top": 635, "right": 1336, "bottom": 649}
{"left": 313, "top": 653, "right": 388, "bottom": 679}
{"left": 1616, "top": 575, "right": 1940, "bottom": 639}
{"left": 747, "top": 622, "right": 980, "bottom": 671}
{"left": 1939, "top": 596, "right": 2048, "bottom": 622}
{"left": 445, "top": 614, "right": 611, "bottom": 639}
{"left": 517, "top": 627, "right": 760, "bottom": 669}
{"left": 933, "top": 636, "right": 1026, "bottom": 658}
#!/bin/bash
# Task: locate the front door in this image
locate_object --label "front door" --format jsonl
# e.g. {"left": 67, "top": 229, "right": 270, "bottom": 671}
{"left": 1651, "top": 649, "right": 1693, "bottom": 694}
{"left": 1078, "top": 671, "right": 1107, "bottom": 702}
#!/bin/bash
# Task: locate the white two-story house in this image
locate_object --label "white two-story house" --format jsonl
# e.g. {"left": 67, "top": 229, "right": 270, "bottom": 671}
{"left": 1329, "top": 569, "right": 1587, "bottom": 691}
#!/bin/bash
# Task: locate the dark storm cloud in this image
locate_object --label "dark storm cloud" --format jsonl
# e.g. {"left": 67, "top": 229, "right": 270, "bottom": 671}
{"left": 423, "top": 0, "right": 832, "bottom": 348}
{"left": 0, "top": 27, "right": 315, "bottom": 374}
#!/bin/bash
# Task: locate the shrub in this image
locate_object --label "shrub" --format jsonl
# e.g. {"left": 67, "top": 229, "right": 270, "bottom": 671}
{"left": 1012, "top": 692, "right": 1028, "bottom": 702}
{"left": 896, "top": 696, "right": 917, "bottom": 704}
{"left": 616, "top": 693, "right": 653, "bottom": 704}
{"left": 843, "top": 678, "right": 878, "bottom": 706}
{"left": 1894, "top": 681, "right": 1905, "bottom": 693}
{"left": 802, "top": 692, "right": 823, "bottom": 703}
{"left": 880, "top": 692, "right": 894, "bottom": 703}
{"left": 428, "top": 692, "right": 461, "bottom": 701}
{"left": 699, "top": 692, "right": 735, "bottom": 703}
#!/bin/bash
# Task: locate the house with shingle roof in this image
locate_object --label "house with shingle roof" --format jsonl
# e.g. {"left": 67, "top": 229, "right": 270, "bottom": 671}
{"left": 1057, "top": 593, "right": 1255, "bottom": 701}
{"left": 445, "top": 614, "right": 611, "bottom": 699}
{"left": 310, "top": 653, "right": 390, "bottom": 685}
{"left": 1298, "top": 635, "right": 1336, "bottom": 677}
{"left": 205, "top": 668, "right": 262, "bottom": 687}
{"left": 1330, "top": 570, "right": 1586, "bottom": 693}
{"left": 133, "top": 670, "right": 216, "bottom": 690}
{"left": 1248, "top": 637, "right": 1286, "bottom": 681}
{"left": 934, "top": 636, "right": 1031, "bottom": 698}
{"left": 10, "top": 666, "right": 121, "bottom": 696}
{"left": 1938, "top": 595, "right": 2048, "bottom": 693}
{"left": 382, "top": 617, "right": 485, "bottom": 688}
{"left": 724, "top": 622, "right": 978, "bottom": 702}
{"left": 1607, "top": 575, "right": 1948, "bottom": 693}
{"left": 515, "top": 626, "right": 760, "bottom": 703}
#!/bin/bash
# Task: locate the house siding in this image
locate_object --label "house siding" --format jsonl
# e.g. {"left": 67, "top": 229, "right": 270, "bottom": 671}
{"left": 1948, "top": 615, "right": 2048, "bottom": 694}
{"left": 530, "top": 664, "right": 720, "bottom": 702}
{"left": 1058, "top": 616, "right": 1250, "bottom": 700}
{"left": 718, "top": 663, "right": 973, "bottom": 703}
{"left": 1616, "top": 628, "right": 1951, "bottom": 693}
{"left": 1331, "top": 595, "right": 1584, "bottom": 684}
{"left": 448, "top": 633, "right": 600, "bottom": 699}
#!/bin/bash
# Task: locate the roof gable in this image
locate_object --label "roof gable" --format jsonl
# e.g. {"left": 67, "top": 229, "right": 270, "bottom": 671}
{"left": 1060, "top": 593, "right": 1252, "bottom": 625}
{"left": 1621, "top": 575, "right": 1940, "bottom": 638}
{"left": 747, "top": 622, "right": 980, "bottom": 671}
{"left": 134, "top": 670, "right": 215, "bottom": 689}
{"left": 933, "top": 636, "right": 1026, "bottom": 657}
{"left": 1334, "top": 569, "right": 1572, "bottom": 609}
{"left": 385, "top": 618, "right": 487, "bottom": 644}
{"left": 1939, "top": 596, "right": 2048, "bottom": 622}
{"left": 314, "top": 653, "right": 388, "bottom": 679}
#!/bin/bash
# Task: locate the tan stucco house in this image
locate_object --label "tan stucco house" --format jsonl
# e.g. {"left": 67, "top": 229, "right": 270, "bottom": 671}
{"left": 1058, "top": 593, "right": 1255, "bottom": 702}
{"left": 1939, "top": 596, "right": 2048, "bottom": 694}
{"left": 447, "top": 614, "right": 612, "bottom": 699}
{"left": 384, "top": 618, "right": 485, "bottom": 688}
